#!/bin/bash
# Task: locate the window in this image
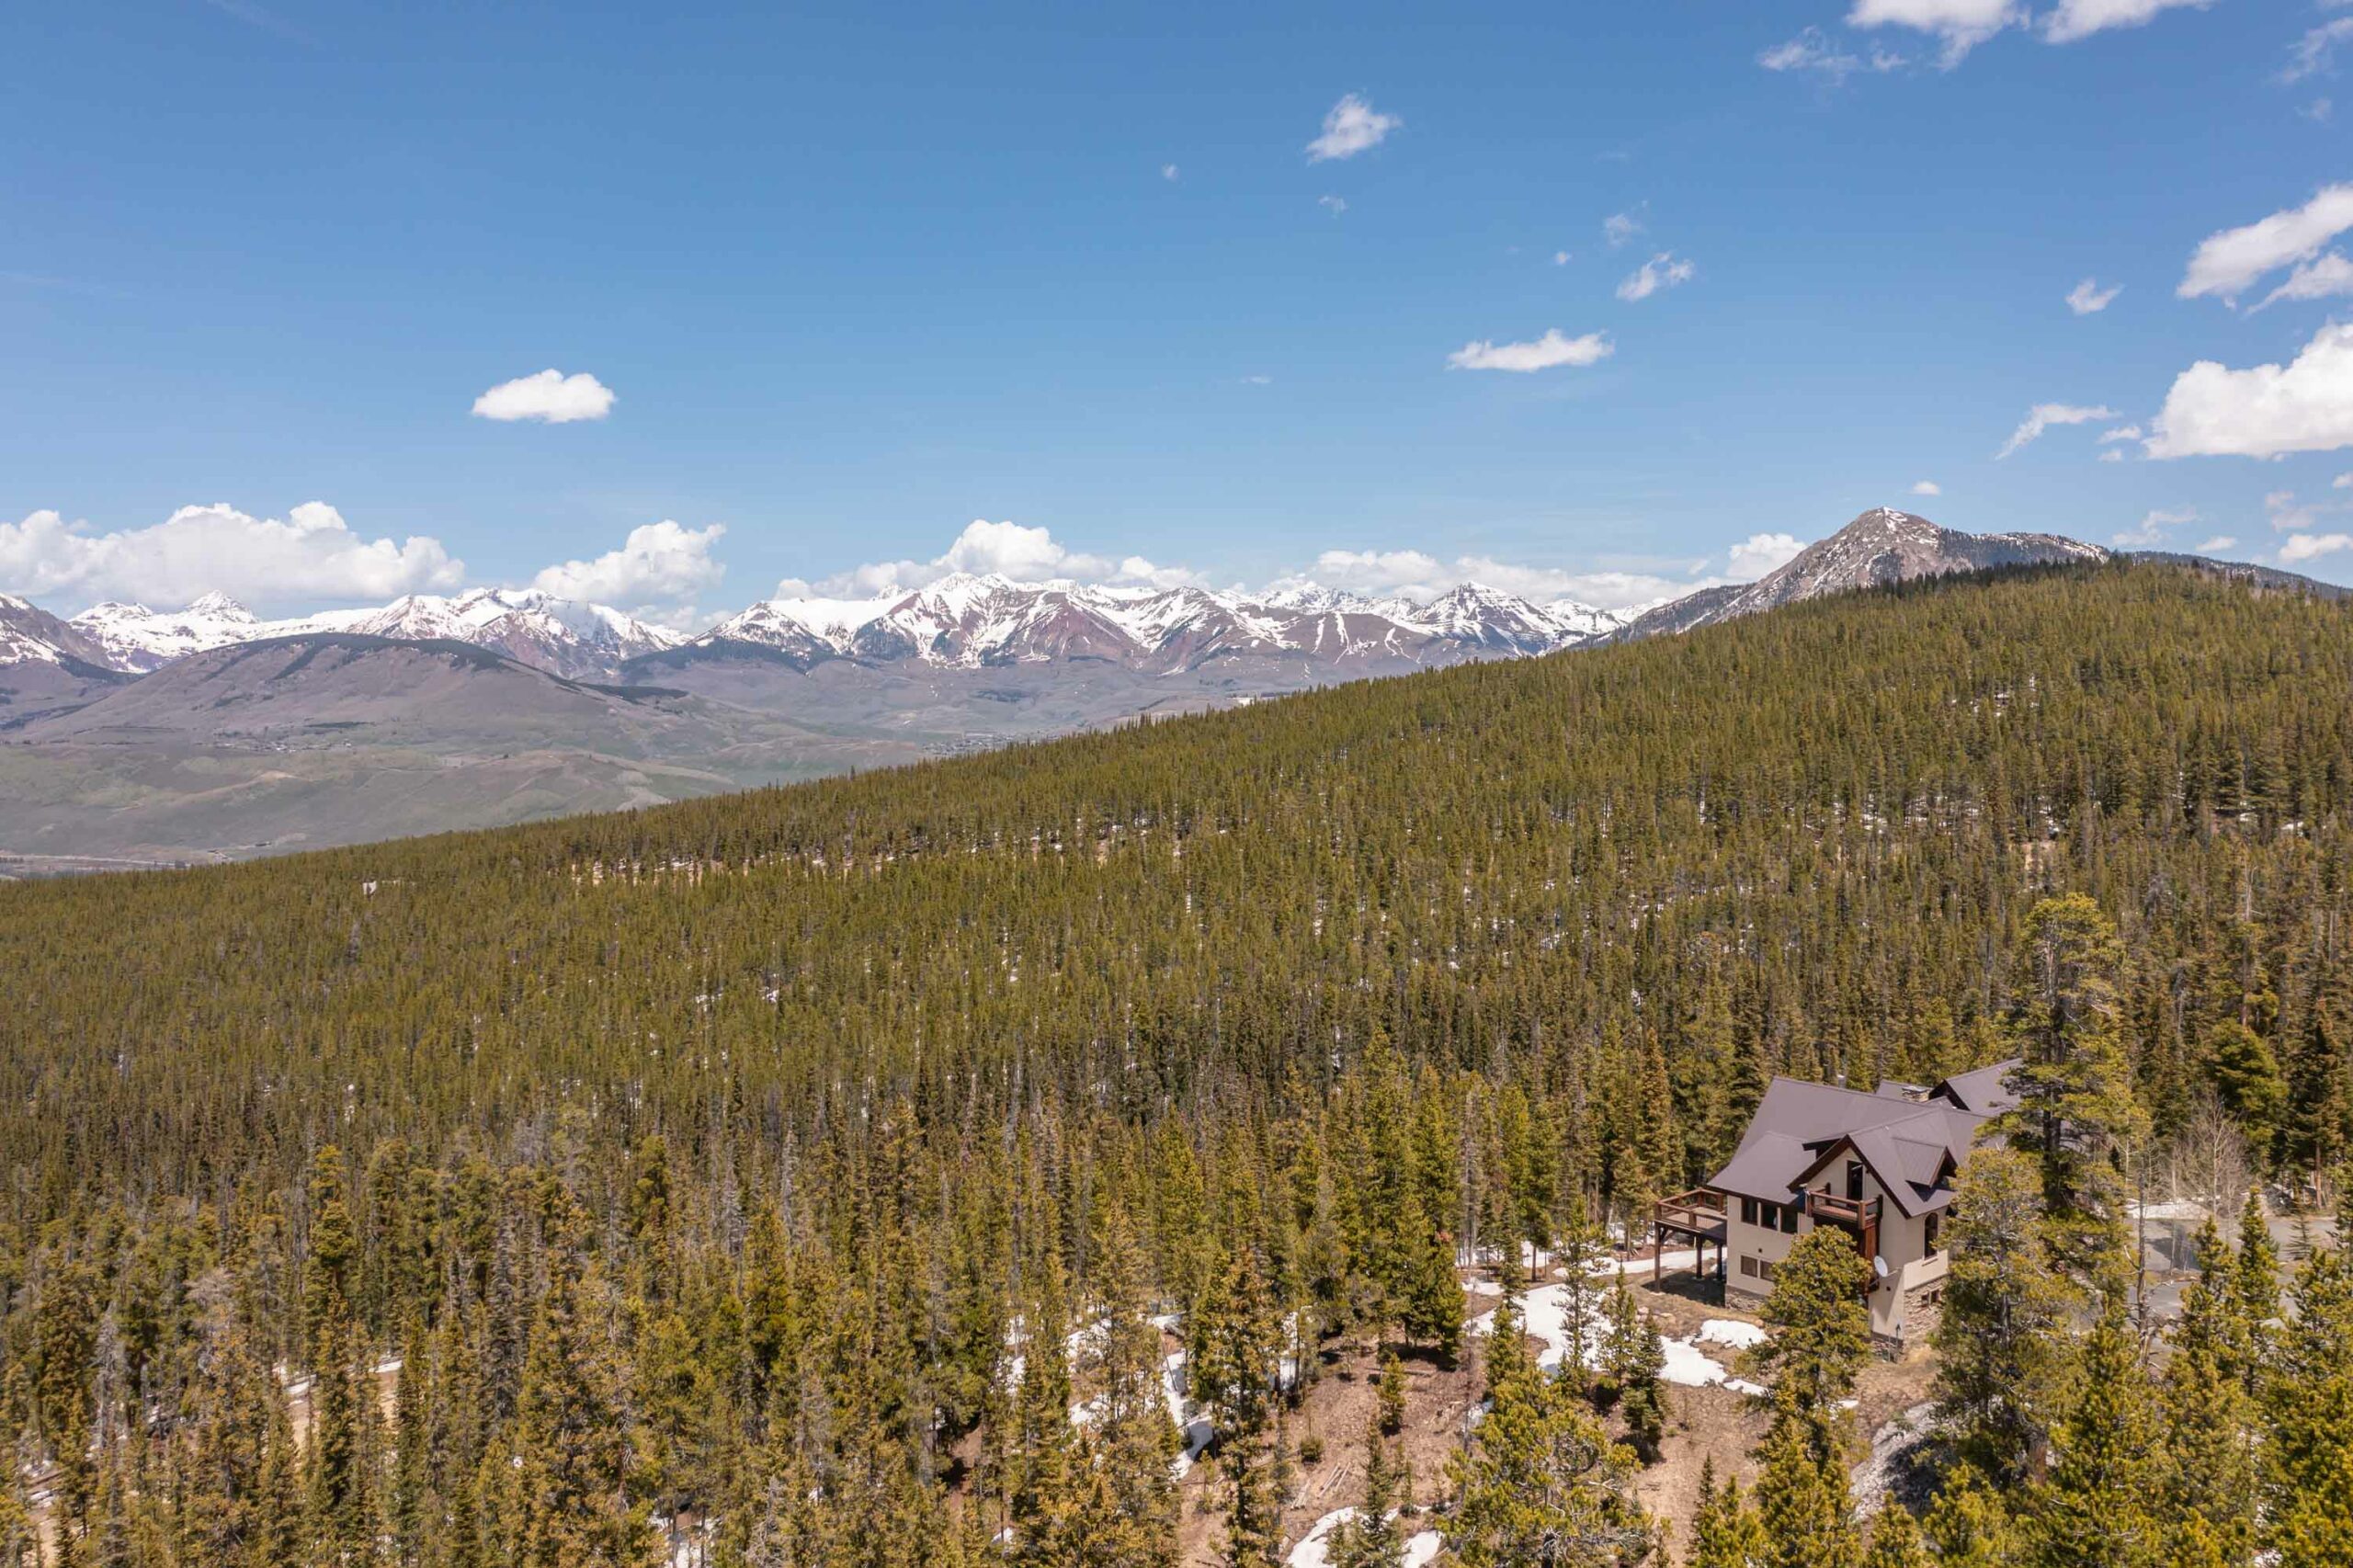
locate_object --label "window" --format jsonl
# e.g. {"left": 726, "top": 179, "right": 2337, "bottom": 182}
{"left": 1741, "top": 1197, "right": 1757, "bottom": 1227}
{"left": 1757, "top": 1257, "right": 1776, "bottom": 1281}
{"left": 1924, "top": 1213, "right": 1942, "bottom": 1255}
{"left": 1740, "top": 1255, "right": 1758, "bottom": 1278}
{"left": 1781, "top": 1203, "right": 1800, "bottom": 1234}
{"left": 1846, "top": 1160, "right": 1865, "bottom": 1201}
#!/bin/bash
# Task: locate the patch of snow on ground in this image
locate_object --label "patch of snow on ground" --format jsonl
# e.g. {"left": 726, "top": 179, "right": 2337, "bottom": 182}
{"left": 1657, "top": 1335, "right": 1768, "bottom": 1396}
{"left": 1697, "top": 1318, "right": 1768, "bottom": 1351}
{"left": 1287, "top": 1509, "right": 1443, "bottom": 1568}
{"left": 1466, "top": 1279, "right": 1608, "bottom": 1372}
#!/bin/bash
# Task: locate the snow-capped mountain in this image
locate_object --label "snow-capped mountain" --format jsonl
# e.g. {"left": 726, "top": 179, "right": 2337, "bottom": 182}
{"left": 1614, "top": 507, "right": 2109, "bottom": 641}
{"left": 2, "top": 593, "right": 119, "bottom": 670}
{"left": 70, "top": 593, "right": 265, "bottom": 673}
{"left": 280, "top": 589, "right": 687, "bottom": 682}
{"left": 681, "top": 574, "right": 1624, "bottom": 676}
{"left": 64, "top": 587, "right": 684, "bottom": 681}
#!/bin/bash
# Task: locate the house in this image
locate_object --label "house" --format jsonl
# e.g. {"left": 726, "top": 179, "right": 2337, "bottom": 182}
{"left": 1652, "top": 1060, "right": 2020, "bottom": 1347}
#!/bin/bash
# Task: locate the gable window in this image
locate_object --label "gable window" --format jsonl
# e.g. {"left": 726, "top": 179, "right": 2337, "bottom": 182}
{"left": 1846, "top": 1160, "right": 1865, "bottom": 1201}
{"left": 1925, "top": 1212, "right": 1942, "bottom": 1255}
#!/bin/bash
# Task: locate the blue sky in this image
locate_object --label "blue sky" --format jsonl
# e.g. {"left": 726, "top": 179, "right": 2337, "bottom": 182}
{"left": 5, "top": 0, "right": 2352, "bottom": 622}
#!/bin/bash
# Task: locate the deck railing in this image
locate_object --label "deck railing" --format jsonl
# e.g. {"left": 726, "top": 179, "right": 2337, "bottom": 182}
{"left": 1803, "top": 1190, "right": 1881, "bottom": 1227}
{"left": 1654, "top": 1187, "right": 1728, "bottom": 1240}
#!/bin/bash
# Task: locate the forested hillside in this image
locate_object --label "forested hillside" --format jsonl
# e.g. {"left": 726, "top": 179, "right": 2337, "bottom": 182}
{"left": 1, "top": 561, "right": 2349, "bottom": 1568}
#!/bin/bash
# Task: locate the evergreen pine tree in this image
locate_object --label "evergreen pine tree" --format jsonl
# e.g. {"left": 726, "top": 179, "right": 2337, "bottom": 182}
{"left": 2023, "top": 1306, "right": 2159, "bottom": 1568}
{"left": 1752, "top": 1387, "right": 1859, "bottom": 1568}
{"left": 1756, "top": 1227, "right": 1871, "bottom": 1412}
{"left": 1323, "top": 1429, "right": 1404, "bottom": 1568}
{"left": 1861, "top": 1505, "right": 1930, "bottom": 1568}
{"left": 1685, "top": 1460, "right": 1765, "bottom": 1568}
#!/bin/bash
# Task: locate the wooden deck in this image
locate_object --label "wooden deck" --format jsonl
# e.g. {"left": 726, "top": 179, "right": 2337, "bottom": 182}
{"left": 1650, "top": 1187, "right": 1728, "bottom": 1290}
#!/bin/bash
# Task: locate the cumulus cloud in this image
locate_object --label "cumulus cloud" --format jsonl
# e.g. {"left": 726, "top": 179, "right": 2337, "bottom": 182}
{"left": 2066, "top": 278, "right": 2122, "bottom": 314}
{"left": 0, "top": 502, "right": 462, "bottom": 611}
{"left": 1911, "top": 480, "right": 1942, "bottom": 495}
{"left": 2195, "top": 535, "right": 2238, "bottom": 553}
{"left": 2040, "top": 0, "right": 2213, "bottom": 45}
{"left": 2282, "top": 16, "right": 2353, "bottom": 83}
{"left": 2178, "top": 184, "right": 2353, "bottom": 303}
{"left": 2145, "top": 322, "right": 2353, "bottom": 459}
{"left": 1602, "top": 211, "right": 1644, "bottom": 248}
{"left": 1996, "top": 402, "right": 2120, "bottom": 458}
{"left": 2112, "top": 506, "right": 2197, "bottom": 547}
{"left": 783, "top": 520, "right": 1202, "bottom": 599}
{"left": 471, "top": 369, "right": 617, "bottom": 424}
{"left": 529, "top": 520, "right": 726, "bottom": 620}
{"left": 1728, "top": 532, "right": 1806, "bottom": 578}
{"left": 1446, "top": 329, "right": 1614, "bottom": 373}
{"left": 1847, "top": 0, "right": 2205, "bottom": 62}
{"left": 2255, "top": 251, "right": 2353, "bottom": 311}
{"left": 2279, "top": 531, "right": 2353, "bottom": 562}
{"left": 1306, "top": 94, "right": 1399, "bottom": 162}
{"left": 1616, "top": 253, "right": 1697, "bottom": 302}
{"left": 1289, "top": 547, "right": 1708, "bottom": 612}
{"left": 1847, "top": 0, "right": 2023, "bottom": 65}
{"left": 1758, "top": 26, "right": 1907, "bottom": 79}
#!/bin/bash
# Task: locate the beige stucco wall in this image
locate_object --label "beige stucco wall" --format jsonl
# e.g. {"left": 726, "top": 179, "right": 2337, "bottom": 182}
{"left": 1718, "top": 1155, "right": 1949, "bottom": 1342}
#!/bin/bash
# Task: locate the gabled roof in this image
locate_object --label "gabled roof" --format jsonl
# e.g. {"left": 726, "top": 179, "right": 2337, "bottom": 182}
{"left": 1931, "top": 1061, "right": 2021, "bottom": 1116}
{"left": 1707, "top": 1061, "right": 2019, "bottom": 1221}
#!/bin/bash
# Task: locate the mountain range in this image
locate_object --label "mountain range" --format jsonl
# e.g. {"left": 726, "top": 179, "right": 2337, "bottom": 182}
{"left": 2, "top": 507, "right": 2308, "bottom": 868}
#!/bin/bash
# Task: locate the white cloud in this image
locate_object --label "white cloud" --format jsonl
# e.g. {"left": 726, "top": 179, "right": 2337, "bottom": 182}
{"left": 2256, "top": 252, "right": 2353, "bottom": 310}
{"left": 1240, "top": 374, "right": 1273, "bottom": 386}
{"left": 2194, "top": 535, "right": 2238, "bottom": 553}
{"left": 2112, "top": 506, "right": 2196, "bottom": 547}
{"left": 2177, "top": 184, "right": 2353, "bottom": 303}
{"left": 1293, "top": 547, "right": 1707, "bottom": 612}
{"left": 2145, "top": 322, "right": 2353, "bottom": 459}
{"left": 2066, "top": 278, "right": 2122, "bottom": 314}
{"left": 0, "top": 503, "right": 462, "bottom": 611}
{"left": 2337, "top": 472, "right": 2353, "bottom": 488}
{"left": 1602, "top": 211, "right": 1644, "bottom": 248}
{"left": 1847, "top": 0, "right": 2204, "bottom": 60}
{"left": 529, "top": 520, "right": 726, "bottom": 619}
{"left": 1728, "top": 532, "right": 1806, "bottom": 578}
{"left": 1306, "top": 95, "right": 1399, "bottom": 162}
{"left": 1758, "top": 27, "right": 1908, "bottom": 79}
{"left": 1616, "top": 253, "right": 1697, "bottom": 302}
{"left": 1161, "top": 163, "right": 1180, "bottom": 181}
{"left": 471, "top": 369, "right": 616, "bottom": 424}
{"left": 1446, "top": 329, "right": 1615, "bottom": 373}
{"left": 2098, "top": 424, "right": 2143, "bottom": 443}
{"left": 2041, "top": 0, "right": 2212, "bottom": 45}
{"left": 2282, "top": 17, "right": 2353, "bottom": 83}
{"left": 2279, "top": 531, "right": 2353, "bottom": 562}
{"left": 1318, "top": 194, "right": 1348, "bottom": 216}
{"left": 1552, "top": 250, "right": 1571, "bottom": 266}
{"left": 1996, "top": 402, "right": 2120, "bottom": 458}
{"left": 1847, "top": 0, "right": 2023, "bottom": 65}
{"left": 788, "top": 520, "right": 1202, "bottom": 599}
{"left": 1911, "top": 480, "right": 1942, "bottom": 495}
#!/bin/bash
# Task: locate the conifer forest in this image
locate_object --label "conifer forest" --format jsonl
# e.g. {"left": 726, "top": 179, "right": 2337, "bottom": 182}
{"left": 2, "top": 561, "right": 2350, "bottom": 1568}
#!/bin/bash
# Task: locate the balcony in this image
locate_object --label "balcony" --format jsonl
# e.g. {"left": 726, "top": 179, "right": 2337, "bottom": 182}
{"left": 1654, "top": 1187, "right": 1728, "bottom": 1243}
{"left": 1803, "top": 1190, "right": 1881, "bottom": 1227}
{"left": 1803, "top": 1189, "right": 1883, "bottom": 1290}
